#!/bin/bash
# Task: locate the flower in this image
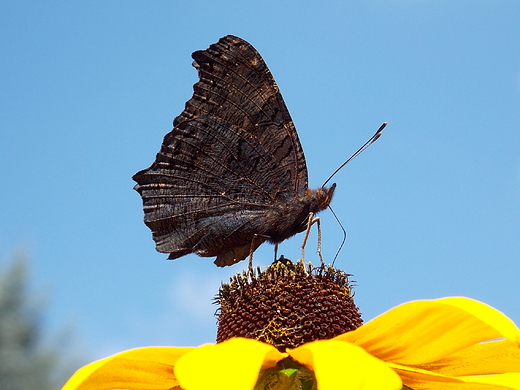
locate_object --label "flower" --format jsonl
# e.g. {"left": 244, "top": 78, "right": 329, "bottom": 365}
{"left": 61, "top": 297, "right": 520, "bottom": 390}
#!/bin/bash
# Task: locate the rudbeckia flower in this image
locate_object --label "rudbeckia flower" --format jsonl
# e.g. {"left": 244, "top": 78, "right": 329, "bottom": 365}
{"left": 62, "top": 261, "right": 520, "bottom": 390}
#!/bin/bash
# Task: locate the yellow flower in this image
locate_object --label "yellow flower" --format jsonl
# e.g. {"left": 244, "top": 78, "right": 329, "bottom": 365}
{"left": 61, "top": 297, "right": 520, "bottom": 390}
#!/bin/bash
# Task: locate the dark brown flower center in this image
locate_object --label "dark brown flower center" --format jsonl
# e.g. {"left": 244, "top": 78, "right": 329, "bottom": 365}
{"left": 215, "top": 257, "right": 363, "bottom": 352}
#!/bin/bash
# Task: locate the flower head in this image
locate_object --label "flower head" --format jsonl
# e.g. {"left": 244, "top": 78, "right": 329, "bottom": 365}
{"left": 216, "top": 258, "right": 362, "bottom": 350}
{"left": 61, "top": 260, "right": 520, "bottom": 390}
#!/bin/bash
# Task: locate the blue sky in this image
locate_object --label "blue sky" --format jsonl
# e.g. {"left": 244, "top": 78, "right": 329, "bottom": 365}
{"left": 1, "top": 0, "right": 519, "bottom": 365}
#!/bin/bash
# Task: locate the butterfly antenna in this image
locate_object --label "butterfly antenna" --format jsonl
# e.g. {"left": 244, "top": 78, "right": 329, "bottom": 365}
{"left": 322, "top": 122, "right": 387, "bottom": 187}
{"left": 329, "top": 205, "right": 346, "bottom": 266}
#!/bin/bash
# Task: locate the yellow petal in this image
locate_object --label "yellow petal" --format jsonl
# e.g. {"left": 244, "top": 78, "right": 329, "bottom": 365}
{"left": 420, "top": 339, "right": 520, "bottom": 376}
{"left": 458, "top": 373, "right": 520, "bottom": 389}
{"left": 289, "top": 340, "right": 402, "bottom": 390}
{"left": 438, "top": 297, "right": 520, "bottom": 341}
{"left": 393, "top": 363, "right": 520, "bottom": 390}
{"left": 61, "top": 346, "right": 192, "bottom": 390}
{"left": 392, "top": 364, "right": 477, "bottom": 389}
{"left": 174, "top": 338, "right": 285, "bottom": 390}
{"left": 337, "top": 297, "right": 519, "bottom": 365}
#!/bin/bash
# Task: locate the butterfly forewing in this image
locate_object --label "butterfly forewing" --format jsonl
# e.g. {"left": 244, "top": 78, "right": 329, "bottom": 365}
{"left": 181, "top": 36, "right": 308, "bottom": 194}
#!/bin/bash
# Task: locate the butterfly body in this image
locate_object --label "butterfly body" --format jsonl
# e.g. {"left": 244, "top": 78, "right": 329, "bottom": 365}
{"left": 133, "top": 35, "right": 335, "bottom": 266}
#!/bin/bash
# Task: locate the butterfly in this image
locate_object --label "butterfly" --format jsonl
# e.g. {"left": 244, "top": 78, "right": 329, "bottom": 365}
{"left": 133, "top": 35, "right": 339, "bottom": 267}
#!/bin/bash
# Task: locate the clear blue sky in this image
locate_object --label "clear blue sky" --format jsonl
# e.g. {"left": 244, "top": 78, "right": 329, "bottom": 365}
{"left": 1, "top": 1, "right": 519, "bottom": 364}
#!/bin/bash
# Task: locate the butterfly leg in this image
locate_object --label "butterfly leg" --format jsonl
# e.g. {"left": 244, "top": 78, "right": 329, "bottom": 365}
{"left": 247, "top": 235, "right": 257, "bottom": 273}
{"left": 315, "top": 217, "right": 324, "bottom": 266}
{"left": 300, "top": 213, "right": 324, "bottom": 265}
{"left": 247, "top": 234, "right": 272, "bottom": 273}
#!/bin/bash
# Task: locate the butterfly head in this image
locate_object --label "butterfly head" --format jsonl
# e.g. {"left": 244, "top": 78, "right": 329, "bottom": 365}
{"left": 313, "top": 183, "right": 336, "bottom": 212}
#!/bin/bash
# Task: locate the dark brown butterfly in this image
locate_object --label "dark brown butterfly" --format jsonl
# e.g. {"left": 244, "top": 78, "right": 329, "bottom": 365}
{"left": 133, "top": 35, "right": 349, "bottom": 267}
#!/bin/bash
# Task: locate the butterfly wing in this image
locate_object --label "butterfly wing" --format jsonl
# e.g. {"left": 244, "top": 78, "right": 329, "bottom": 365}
{"left": 184, "top": 35, "right": 308, "bottom": 192}
{"left": 133, "top": 35, "right": 309, "bottom": 265}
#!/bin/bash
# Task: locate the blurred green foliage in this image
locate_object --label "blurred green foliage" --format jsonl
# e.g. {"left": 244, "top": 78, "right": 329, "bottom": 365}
{"left": 0, "top": 254, "right": 70, "bottom": 390}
